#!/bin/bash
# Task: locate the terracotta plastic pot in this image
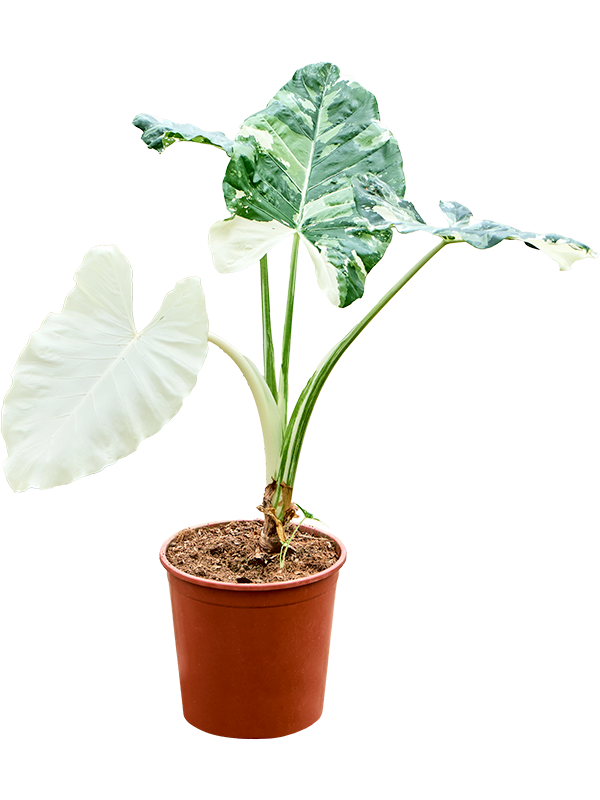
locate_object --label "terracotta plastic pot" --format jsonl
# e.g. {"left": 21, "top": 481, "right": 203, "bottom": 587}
{"left": 159, "top": 521, "right": 347, "bottom": 739}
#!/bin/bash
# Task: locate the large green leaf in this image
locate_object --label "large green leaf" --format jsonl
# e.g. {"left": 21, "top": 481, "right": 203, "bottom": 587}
{"left": 133, "top": 113, "right": 234, "bottom": 156}
{"left": 353, "top": 174, "right": 597, "bottom": 269}
{"left": 209, "top": 62, "right": 405, "bottom": 308}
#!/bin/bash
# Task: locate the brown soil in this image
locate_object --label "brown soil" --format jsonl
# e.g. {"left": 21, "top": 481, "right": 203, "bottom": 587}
{"left": 166, "top": 520, "right": 339, "bottom": 584}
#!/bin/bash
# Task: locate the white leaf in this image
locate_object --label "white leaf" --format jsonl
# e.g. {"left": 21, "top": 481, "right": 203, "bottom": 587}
{"left": 209, "top": 215, "right": 291, "bottom": 273}
{"left": 2, "top": 245, "right": 209, "bottom": 491}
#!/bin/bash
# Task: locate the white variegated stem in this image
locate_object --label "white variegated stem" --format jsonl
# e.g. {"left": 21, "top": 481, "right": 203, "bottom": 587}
{"left": 207, "top": 333, "right": 282, "bottom": 483}
{"left": 276, "top": 240, "right": 453, "bottom": 496}
{"left": 277, "top": 233, "right": 300, "bottom": 425}
{"left": 260, "top": 254, "right": 277, "bottom": 401}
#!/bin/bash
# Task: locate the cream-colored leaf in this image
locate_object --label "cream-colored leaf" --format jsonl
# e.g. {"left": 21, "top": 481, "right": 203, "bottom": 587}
{"left": 2, "top": 245, "right": 209, "bottom": 491}
{"left": 208, "top": 216, "right": 291, "bottom": 273}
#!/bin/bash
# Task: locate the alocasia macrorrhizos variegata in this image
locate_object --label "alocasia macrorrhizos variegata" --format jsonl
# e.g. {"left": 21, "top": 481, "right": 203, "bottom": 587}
{"left": 2, "top": 62, "right": 596, "bottom": 554}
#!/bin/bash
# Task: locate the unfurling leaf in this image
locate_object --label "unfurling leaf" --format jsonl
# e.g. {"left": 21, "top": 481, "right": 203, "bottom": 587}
{"left": 296, "top": 503, "right": 319, "bottom": 521}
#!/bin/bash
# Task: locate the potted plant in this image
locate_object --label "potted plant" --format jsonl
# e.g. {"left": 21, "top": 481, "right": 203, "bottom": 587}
{"left": 2, "top": 61, "right": 596, "bottom": 739}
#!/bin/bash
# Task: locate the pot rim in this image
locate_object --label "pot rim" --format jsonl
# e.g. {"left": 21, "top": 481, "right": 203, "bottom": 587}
{"left": 160, "top": 518, "right": 347, "bottom": 592}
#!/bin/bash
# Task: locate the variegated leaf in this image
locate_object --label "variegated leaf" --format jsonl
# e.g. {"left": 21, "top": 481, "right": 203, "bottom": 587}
{"left": 210, "top": 62, "right": 405, "bottom": 308}
{"left": 133, "top": 113, "right": 234, "bottom": 156}
{"left": 353, "top": 174, "right": 597, "bottom": 270}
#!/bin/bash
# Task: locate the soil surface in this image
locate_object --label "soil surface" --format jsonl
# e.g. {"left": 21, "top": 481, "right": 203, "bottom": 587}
{"left": 166, "top": 520, "right": 339, "bottom": 584}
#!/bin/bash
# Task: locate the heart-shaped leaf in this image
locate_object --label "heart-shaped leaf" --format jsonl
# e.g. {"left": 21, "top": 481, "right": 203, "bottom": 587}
{"left": 209, "top": 62, "right": 405, "bottom": 308}
{"left": 353, "top": 174, "right": 597, "bottom": 270}
{"left": 2, "top": 246, "right": 209, "bottom": 491}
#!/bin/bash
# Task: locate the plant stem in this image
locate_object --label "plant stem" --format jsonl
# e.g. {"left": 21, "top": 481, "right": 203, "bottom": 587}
{"left": 260, "top": 254, "right": 277, "bottom": 401}
{"left": 266, "top": 235, "right": 300, "bottom": 534}
{"left": 277, "top": 239, "right": 452, "bottom": 488}
{"left": 278, "top": 233, "right": 301, "bottom": 425}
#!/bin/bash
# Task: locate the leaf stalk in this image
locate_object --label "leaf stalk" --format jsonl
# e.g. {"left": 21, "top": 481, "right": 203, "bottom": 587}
{"left": 277, "top": 239, "right": 453, "bottom": 489}
{"left": 278, "top": 233, "right": 300, "bottom": 426}
{"left": 260, "top": 254, "right": 277, "bottom": 401}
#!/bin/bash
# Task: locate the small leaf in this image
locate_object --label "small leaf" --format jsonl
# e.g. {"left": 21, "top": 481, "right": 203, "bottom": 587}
{"left": 296, "top": 503, "right": 319, "bottom": 521}
{"left": 132, "top": 113, "right": 234, "bottom": 156}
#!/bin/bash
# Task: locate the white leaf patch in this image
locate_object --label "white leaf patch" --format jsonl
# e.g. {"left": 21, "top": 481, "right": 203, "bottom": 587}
{"left": 209, "top": 216, "right": 292, "bottom": 273}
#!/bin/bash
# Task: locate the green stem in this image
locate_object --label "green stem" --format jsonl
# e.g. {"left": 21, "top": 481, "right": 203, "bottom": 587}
{"left": 278, "top": 233, "right": 301, "bottom": 425}
{"left": 268, "top": 232, "right": 300, "bottom": 527}
{"left": 277, "top": 239, "right": 452, "bottom": 488}
{"left": 260, "top": 254, "right": 277, "bottom": 401}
